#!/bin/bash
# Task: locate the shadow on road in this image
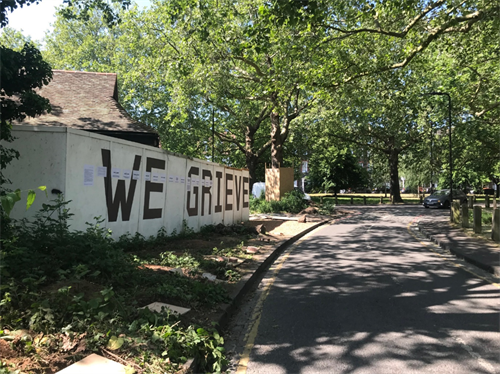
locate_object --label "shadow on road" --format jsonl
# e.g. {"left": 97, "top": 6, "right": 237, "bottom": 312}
{"left": 246, "top": 207, "right": 499, "bottom": 373}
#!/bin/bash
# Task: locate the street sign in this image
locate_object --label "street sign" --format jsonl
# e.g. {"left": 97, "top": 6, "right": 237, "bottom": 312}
{"left": 301, "top": 160, "right": 308, "bottom": 174}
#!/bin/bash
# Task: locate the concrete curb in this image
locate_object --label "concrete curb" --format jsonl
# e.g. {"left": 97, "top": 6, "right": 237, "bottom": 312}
{"left": 182, "top": 219, "right": 330, "bottom": 373}
{"left": 217, "top": 219, "right": 330, "bottom": 331}
{"left": 417, "top": 222, "right": 500, "bottom": 277}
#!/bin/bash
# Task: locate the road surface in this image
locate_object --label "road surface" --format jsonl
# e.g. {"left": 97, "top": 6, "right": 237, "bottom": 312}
{"left": 225, "top": 206, "right": 500, "bottom": 374}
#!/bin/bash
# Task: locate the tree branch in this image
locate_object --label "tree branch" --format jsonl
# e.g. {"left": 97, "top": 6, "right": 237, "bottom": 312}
{"left": 232, "top": 56, "right": 265, "bottom": 77}
{"left": 324, "top": 0, "right": 446, "bottom": 40}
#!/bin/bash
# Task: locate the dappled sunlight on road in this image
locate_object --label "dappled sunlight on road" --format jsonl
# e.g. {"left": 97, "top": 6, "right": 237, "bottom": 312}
{"left": 241, "top": 206, "right": 500, "bottom": 374}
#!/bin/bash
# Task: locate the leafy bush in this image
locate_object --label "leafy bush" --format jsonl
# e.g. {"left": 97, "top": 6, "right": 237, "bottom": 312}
{"left": 318, "top": 201, "right": 336, "bottom": 215}
{"left": 0, "top": 199, "right": 229, "bottom": 373}
{"left": 250, "top": 189, "right": 308, "bottom": 214}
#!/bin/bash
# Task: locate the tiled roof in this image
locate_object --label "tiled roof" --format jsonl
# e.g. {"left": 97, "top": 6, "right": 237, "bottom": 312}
{"left": 16, "top": 70, "right": 156, "bottom": 134}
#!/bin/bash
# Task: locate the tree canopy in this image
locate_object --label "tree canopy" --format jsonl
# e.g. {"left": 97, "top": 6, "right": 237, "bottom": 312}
{"left": 4, "top": 0, "right": 498, "bottom": 196}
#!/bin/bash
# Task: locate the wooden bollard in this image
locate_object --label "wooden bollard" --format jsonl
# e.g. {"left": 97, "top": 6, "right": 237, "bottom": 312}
{"left": 334, "top": 196, "right": 338, "bottom": 205}
{"left": 461, "top": 203, "right": 468, "bottom": 228}
{"left": 363, "top": 196, "right": 367, "bottom": 205}
{"left": 451, "top": 201, "right": 461, "bottom": 223}
{"left": 380, "top": 196, "right": 383, "bottom": 204}
{"left": 494, "top": 197, "right": 497, "bottom": 209}
{"left": 350, "top": 197, "right": 354, "bottom": 205}
{"left": 468, "top": 196, "right": 474, "bottom": 209}
{"left": 473, "top": 206, "right": 482, "bottom": 234}
{"left": 485, "top": 195, "right": 490, "bottom": 208}
{"left": 492, "top": 208, "right": 500, "bottom": 242}
{"left": 419, "top": 196, "right": 423, "bottom": 204}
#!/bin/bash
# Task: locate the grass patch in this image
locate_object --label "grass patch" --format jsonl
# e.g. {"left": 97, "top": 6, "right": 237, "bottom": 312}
{"left": 310, "top": 194, "right": 422, "bottom": 205}
{"left": 468, "top": 208, "right": 493, "bottom": 225}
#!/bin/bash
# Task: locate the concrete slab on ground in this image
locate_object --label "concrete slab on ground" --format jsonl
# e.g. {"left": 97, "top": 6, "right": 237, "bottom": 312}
{"left": 56, "top": 354, "right": 127, "bottom": 374}
{"left": 142, "top": 302, "right": 191, "bottom": 315}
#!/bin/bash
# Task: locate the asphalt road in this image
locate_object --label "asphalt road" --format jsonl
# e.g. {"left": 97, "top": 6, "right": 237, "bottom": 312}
{"left": 225, "top": 206, "right": 500, "bottom": 374}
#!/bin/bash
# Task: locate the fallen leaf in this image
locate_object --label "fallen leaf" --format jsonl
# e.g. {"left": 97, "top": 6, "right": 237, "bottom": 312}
{"left": 107, "top": 335, "right": 124, "bottom": 350}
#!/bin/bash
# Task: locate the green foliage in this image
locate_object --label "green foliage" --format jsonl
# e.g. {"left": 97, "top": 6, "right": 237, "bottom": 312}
{"left": 318, "top": 202, "right": 336, "bottom": 215}
{"left": 250, "top": 189, "right": 308, "bottom": 214}
{"left": 0, "top": 199, "right": 229, "bottom": 372}
{"left": 0, "top": 186, "right": 47, "bottom": 217}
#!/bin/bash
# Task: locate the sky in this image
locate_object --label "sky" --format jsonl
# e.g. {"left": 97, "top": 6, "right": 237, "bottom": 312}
{"left": 5, "top": 0, "right": 64, "bottom": 42}
{"left": 4, "top": 0, "right": 151, "bottom": 43}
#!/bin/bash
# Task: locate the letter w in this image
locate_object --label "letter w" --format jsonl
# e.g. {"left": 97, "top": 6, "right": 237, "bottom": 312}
{"left": 101, "top": 149, "right": 141, "bottom": 222}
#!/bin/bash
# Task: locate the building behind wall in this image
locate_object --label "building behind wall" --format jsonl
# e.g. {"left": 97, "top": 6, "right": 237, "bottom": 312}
{"left": 14, "top": 70, "right": 160, "bottom": 147}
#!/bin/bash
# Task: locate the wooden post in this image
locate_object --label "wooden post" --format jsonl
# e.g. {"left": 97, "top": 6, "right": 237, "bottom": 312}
{"left": 419, "top": 196, "right": 423, "bottom": 204}
{"left": 334, "top": 196, "right": 338, "bottom": 205}
{"left": 468, "top": 196, "right": 474, "bottom": 209}
{"left": 350, "top": 197, "right": 354, "bottom": 205}
{"left": 492, "top": 208, "right": 500, "bottom": 242}
{"left": 494, "top": 196, "right": 497, "bottom": 209}
{"left": 485, "top": 194, "right": 490, "bottom": 208}
{"left": 380, "top": 196, "right": 383, "bottom": 204}
{"left": 461, "top": 203, "right": 468, "bottom": 228}
{"left": 473, "top": 206, "right": 482, "bottom": 234}
{"left": 363, "top": 196, "right": 367, "bottom": 205}
{"left": 451, "top": 201, "right": 461, "bottom": 224}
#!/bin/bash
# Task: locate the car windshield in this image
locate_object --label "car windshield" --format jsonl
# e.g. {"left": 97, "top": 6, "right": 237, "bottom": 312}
{"left": 431, "top": 189, "right": 450, "bottom": 197}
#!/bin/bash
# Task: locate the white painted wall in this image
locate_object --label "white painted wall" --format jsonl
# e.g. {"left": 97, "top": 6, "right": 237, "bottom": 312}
{"left": 5, "top": 126, "right": 250, "bottom": 238}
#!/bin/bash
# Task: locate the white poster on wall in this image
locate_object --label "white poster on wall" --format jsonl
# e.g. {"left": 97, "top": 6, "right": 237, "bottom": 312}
{"left": 97, "top": 166, "right": 107, "bottom": 177}
{"left": 83, "top": 165, "right": 94, "bottom": 186}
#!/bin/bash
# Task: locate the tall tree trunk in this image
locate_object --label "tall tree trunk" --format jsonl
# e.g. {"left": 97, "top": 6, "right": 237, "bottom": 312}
{"left": 270, "top": 111, "right": 283, "bottom": 168}
{"left": 246, "top": 153, "right": 258, "bottom": 194}
{"left": 389, "top": 150, "right": 403, "bottom": 203}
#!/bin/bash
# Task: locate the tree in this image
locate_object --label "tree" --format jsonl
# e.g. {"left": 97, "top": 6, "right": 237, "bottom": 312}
{"left": 320, "top": 68, "right": 431, "bottom": 203}
{"left": 113, "top": 0, "right": 318, "bottom": 189}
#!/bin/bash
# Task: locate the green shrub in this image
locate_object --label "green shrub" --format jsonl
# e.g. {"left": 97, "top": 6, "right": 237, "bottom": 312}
{"left": 250, "top": 189, "right": 308, "bottom": 214}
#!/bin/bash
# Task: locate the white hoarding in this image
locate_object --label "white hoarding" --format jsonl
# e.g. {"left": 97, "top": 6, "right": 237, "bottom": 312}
{"left": 5, "top": 126, "right": 250, "bottom": 238}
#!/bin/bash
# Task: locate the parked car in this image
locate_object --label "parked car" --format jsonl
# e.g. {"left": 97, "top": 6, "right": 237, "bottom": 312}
{"left": 422, "top": 189, "right": 467, "bottom": 209}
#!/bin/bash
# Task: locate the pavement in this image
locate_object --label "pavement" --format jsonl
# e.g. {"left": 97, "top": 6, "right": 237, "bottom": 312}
{"left": 417, "top": 216, "right": 500, "bottom": 278}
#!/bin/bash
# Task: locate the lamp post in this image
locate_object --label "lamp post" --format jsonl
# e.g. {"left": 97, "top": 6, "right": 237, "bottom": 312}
{"left": 424, "top": 92, "right": 452, "bottom": 220}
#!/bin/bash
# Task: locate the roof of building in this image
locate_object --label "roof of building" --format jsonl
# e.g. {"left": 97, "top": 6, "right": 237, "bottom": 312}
{"left": 16, "top": 70, "right": 156, "bottom": 134}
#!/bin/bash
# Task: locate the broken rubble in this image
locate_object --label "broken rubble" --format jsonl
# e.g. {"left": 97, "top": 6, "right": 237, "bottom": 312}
{"left": 246, "top": 246, "right": 259, "bottom": 254}
{"left": 141, "top": 302, "right": 191, "bottom": 315}
{"left": 202, "top": 272, "right": 217, "bottom": 282}
{"left": 255, "top": 224, "right": 267, "bottom": 234}
{"left": 56, "top": 353, "right": 128, "bottom": 374}
{"left": 169, "top": 268, "right": 184, "bottom": 276}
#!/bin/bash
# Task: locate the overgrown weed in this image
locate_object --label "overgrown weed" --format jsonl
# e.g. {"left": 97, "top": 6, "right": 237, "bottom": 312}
{"left": 0, "top": 198, "right": 232, "bottom": 373}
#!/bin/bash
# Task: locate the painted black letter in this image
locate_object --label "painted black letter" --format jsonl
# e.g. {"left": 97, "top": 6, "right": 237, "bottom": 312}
{"left": 101, "top": 149, "right": 141, "bottom": 222}
{"left": 143, "top": 157, "right": 165, "bottom": 220}
{"left": 225, "top": 173, "right": 233, "bottom": 211}
{"left": 201, "top": 169, "right": 212, "bottom": 216}
{"left": 243, "top": 177, "right": 249, "bottom": 208}
{"left": 187, "top": 166, "right": 199, "bottom": 216}
{"left": 234, "top": 175, "right": 242, "bottom": 211}
{"left": 215, "top": 171, "right": 223, "bottom": 213}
